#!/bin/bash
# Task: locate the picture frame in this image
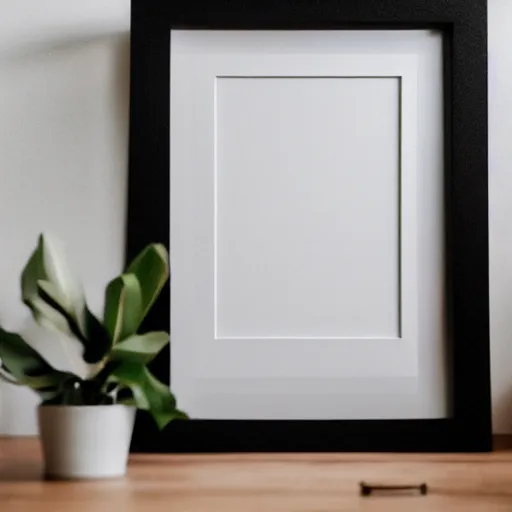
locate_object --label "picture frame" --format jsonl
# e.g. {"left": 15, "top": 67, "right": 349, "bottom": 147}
{"left": 127, "top": 0, "right": 491, "bottom": 452}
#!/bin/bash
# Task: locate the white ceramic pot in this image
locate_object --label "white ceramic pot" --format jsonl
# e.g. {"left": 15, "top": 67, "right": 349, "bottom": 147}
{"left": 38, "top": 404, "right": 136, "bottom": 480}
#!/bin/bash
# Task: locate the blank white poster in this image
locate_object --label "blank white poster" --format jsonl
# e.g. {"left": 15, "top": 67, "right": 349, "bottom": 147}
{"left": 170, "top": 30, "right": 447, "bottom": 420}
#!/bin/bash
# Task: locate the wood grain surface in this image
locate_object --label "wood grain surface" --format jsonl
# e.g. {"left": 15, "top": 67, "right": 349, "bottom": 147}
{"left": 1, "top": 438, "right": 511, "bottom": 511}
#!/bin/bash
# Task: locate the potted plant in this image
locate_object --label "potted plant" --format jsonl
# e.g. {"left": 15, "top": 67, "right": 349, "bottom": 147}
{"left": 0, "top": 234, "right": 186, "bottom": 480}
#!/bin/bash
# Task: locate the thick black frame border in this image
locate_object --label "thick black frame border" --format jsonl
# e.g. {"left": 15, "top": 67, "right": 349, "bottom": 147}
{"left": 127, "top": 0, "right": 491, "bottom": 453}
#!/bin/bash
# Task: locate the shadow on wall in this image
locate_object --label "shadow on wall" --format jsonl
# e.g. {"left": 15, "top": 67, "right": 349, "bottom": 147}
{"left": 0, "top": 31, "right": 130, "bottom": 436}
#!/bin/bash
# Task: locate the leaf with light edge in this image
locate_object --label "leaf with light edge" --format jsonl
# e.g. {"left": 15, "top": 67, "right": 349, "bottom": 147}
{"left": 109, "top": 361, "right": 187, "bottom": 429}
{"left": 36, "top": 281, "right": 111, "bottom": 364}
{"left": 21, "top": 234, "right": 85, "bottom": 328}
{"left": 103, "top": 273, "right": 142, "bottom": 344}
{"left": 110, "top": 332, "right": 169, "bottom": 364}
{"left": 0, "top": 325, "right": 76, "bottom": 400}
{"left": 127, "top": 244, "right": 169, "bottom": 322}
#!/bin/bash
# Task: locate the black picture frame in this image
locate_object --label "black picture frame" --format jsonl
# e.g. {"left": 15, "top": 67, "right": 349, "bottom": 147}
{"left": 127, "top": 0, "right": 491, "bottom": 453}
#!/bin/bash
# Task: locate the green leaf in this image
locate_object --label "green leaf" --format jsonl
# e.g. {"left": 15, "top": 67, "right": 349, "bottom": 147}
{"left": 25, "top": 296, "right": 71, "bottom": 336}
{"left": 36, "top": 281, "right": 78, "bottom": 337}
{"left": 81, "top": 308, "right": 113, "bottom": 364}
{"left": 36, "top": 281, "right": 111, "bottom": 364}
{"left": 127, "top": 244, "right": 169, "bottom": 322}
{"left": 0, "top": 364, "right": 22, "bottom": 385}
{"left": 109, "top": 361, "right": 187, "bottom": 429}
{"left": 0, "top": 325, "right": 54, "bottom": 381}
{"left": 103, "top": 273, "right": 143, "bottom": 344}
{"left": 40, "top": 235, "right": 85, "bottom": 318}
{"left": 21, "top": 239, "right": 70, "bottom": 336}
{"left": 0, "top": 326, "right": 76, "bottom": 400}
{"left": 110, "top": 332, "right": 169, "bottom": 364}
{"left": 21, "top": 234, "right": 85, "bottom": 329}
{"left": 21, "top": 234, "right": 110, "bottom": 362}
{"left": 37, "top": 280, "right": 65, "bottom": 310}
{"left": 21, "top": 235, "right": 47, "bottom": 307}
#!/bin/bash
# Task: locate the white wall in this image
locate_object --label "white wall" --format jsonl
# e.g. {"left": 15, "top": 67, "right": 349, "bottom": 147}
{"left": 1, "top": 0, "right": 512, "bottom": 435}
{"left": 0, "top": 0, "right": 130, "bottom": 434}
{"left": 489, "top": 0, "right": 512, "bottom": 433}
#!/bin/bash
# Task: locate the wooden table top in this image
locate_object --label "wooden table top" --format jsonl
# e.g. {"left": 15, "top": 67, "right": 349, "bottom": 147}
{"left": 1, "top": 438, "right": 512, "bottom": 511}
